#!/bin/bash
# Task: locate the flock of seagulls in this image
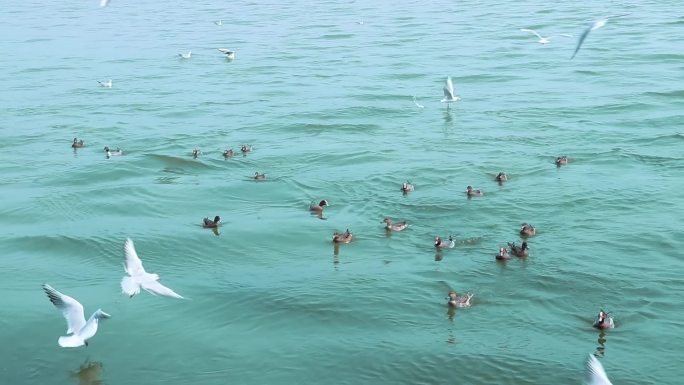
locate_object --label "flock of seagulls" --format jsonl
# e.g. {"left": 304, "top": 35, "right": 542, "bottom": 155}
{"left": 43, "top": 239, "right": 183, "bottom": 347}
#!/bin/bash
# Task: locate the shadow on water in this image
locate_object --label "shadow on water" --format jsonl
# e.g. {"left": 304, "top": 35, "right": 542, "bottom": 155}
{"left": 69, "top": 360, "right": 103, "bottom": 385}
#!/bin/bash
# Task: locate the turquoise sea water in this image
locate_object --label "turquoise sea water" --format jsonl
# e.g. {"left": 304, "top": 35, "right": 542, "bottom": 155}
{"left": 1, "top": 0, "right": 683, "bottom": 384}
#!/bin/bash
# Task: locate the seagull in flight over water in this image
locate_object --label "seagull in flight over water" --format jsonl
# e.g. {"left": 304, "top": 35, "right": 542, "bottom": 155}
{"left": 520, "top": 29, "right": 553, "bottom": 44}
{"left": 120, "top": 238, "right": 184, "bottom": 299}
{"left": 441, "top": 76, "right": 460, "bottom": 110}
{"left": 571, "top": 14, "right": 630, "bottom": 59}
{"left": 585, "top": 354, "right": 613, "bottom": 385}
{"left": 43, "top": 284, "right": 111, "bottom": 348}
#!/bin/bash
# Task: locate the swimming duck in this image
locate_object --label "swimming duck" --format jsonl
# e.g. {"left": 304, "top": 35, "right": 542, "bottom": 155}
{"left": 555, "top": 156, "right": 569, "bottom": 167}
{"left": 466, "top": 185, "right": 483, "bottom": 197}
{"left": 448, "top": 291, "right": 474, "bottom": 308}
{"left": 254, "top": 172, "right": 266, "bottom": 180}
{"left": 192, "top": 148, "right": 201, "bottom": 158}
{"left": 382, "top": 217, "right": 408, "bottom": 232}
{"left": 496, "top": 247, "right": 511, "bottom": 260}
{"left": 593, "top": 310, "right": 615, "bottom": 330}
{"left": 71, "top": 138, "right": 85, "bottom": 148}
{"left": 520, "top": 223, "right": 536, "bottom": 237}
{"left": 309, "top": 200, "right": 329, "bottom": 214}
{"left": 333, "top": 229, "right": 353, "bottom": 244}
{"left": 495, "top": 172, "right": 508, "bottom": 182}
{"left": 223, "top": 149, "right": 234, "bottom": 158}
{"left": 104, "top": 147, "right": 123, "bottom": 157}
{"left": 240, "top": 144, "right": 252, "bottom": 153}
{"left": 508, "top": 241, "right": 529, "bottom": 257}
{"left": 401, "top": 181, "right": 414, "bottom": 193}
{"left": 435, "top": 236, "right": 455, "bottom": 249}
{"left": 202, "top": 216, "right": 221, "bottom": 228}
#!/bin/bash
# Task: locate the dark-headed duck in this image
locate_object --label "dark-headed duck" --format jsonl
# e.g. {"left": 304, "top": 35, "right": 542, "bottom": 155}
{"left": 495, "top": 172, "right": 508, "bottom": 182}
{"left": 309, "top": 200, "right": 329, "bottom": 213}
{"left": 555, "top": 156, "right": 569, "bottom": 167}
{"left": 223, "top": 149, "right": 234, "bottom": 158}
{"left": 448, "top": 291, "right": 474, "bottom": 308}
{"left": 466, "top": 186, "right": 483, "bottom": 197}
{"left": 401, "top": 181, "right": 414, "bottom": 193}
{"left": 593, "top": 310, "right": 615, "bottom": 330}
{"left": 203, "top": 216, "right": 221, "bottom": 228}
{"left": 241, "top": 144, "right": 252, "bottom": 153}
{"left": 333, "top": 229, "right": 353, "bottom": 244}
{"left": 254, "top": 172, "right": 266, "bottom": 180}
{"left": 508, "top": 241, "right": 529, "bottom": 257}
{"left": 520, "top": 223, "right": 536, "bottom": 237}
{"left": 435, "top": 236, "right": 455, "bottom": 249}
{"left": 496, "top": 247, "right": 511, "bottom": 260}
{"left": 192, "top": 148, "right": 201, "bottom": 158}
{"left": 72, "top": 138, "right": 85, "bottom": 148}
{"left": 104, "top": 147, "right": 123, "bottom": 157}
{"left": 382, "top": 217, "right": 408, "bottom": 232}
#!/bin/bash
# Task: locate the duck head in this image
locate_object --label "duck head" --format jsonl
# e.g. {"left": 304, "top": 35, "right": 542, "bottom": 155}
{"left": 319, "top": 200, "right": 328, "bottom": 207}
{"left": 213, "top": 216, "right": 221, "bottom": 224}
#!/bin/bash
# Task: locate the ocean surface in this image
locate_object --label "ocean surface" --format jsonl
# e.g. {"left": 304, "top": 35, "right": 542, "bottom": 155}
{"left": 1, "top": 0, "right": 682, "bottom": 384}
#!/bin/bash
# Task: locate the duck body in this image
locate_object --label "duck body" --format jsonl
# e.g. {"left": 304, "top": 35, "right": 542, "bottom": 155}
{"left": 555, "top": 156, "right": 569, "bottom": 166}
{"left": 435, "top": 236, "right": 455, "bottom": 249}
{"left": 520, "top": 223, "right": 536, "bottom": 237}
{"left": 104, "top": 147, "right": 123, "bottom": 157}
{"left": 309, "top": 200, "right": 328, "bottom": 213}
{"left": 466, "top": 186, "right": 483, "bottom": 197}
{"left": 254, "top": 172, "right": 266, "bottom": 180}
{"left": 508, "top": 241, "right": 529, "bottom": 257}
{"left": 333, "top": 229, "right": 353, "bottom": 244}
{"left": 401, "top": 181, "right": 414, "bottom": 193}
{"left": 71, "top": 138, "right": 85, "bottom": 148}
{"left": 593, "top": 311, "right": 615, "bottom": 330}
{"left": 496, "top": 247, "right": 511, "bottom": 260}
{"left": 448, "top": 291, "right": 474, "bottom": 308}
{"left": 383, "top": 217, "right": 408, "bottom": 232}
{"left": 203, "top": 216, "right": 221, "bottom": 228}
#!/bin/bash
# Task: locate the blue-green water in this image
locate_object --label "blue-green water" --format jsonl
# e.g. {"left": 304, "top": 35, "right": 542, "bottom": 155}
{"left": 1, "top": 1, "right": 682, "bottom": 384}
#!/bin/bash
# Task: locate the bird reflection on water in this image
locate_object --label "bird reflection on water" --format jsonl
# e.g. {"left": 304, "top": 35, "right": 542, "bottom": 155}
{"left": 70, "top": 360, "right": 103, "bottom": 385}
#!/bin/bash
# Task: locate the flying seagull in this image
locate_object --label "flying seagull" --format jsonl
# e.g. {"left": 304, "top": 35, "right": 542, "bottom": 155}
{"left": 585, "top": 354, "right": 613, "bottom": 385}
{"left": 571, "top": 14, "right": 630, "bottom": 59}
{"left": 121, "top": 238, "right": 184, "bottom": 299}
{"left": 520, "top": 28, "right": 552, "bottom": 44}
{"left": 217, "top": 48, "right": 235, "bottom": 60}
{"left": 441, "top": 76, "right": 460, "bottom": 110}
{"left": 42, "top": 284, "right": 111, "bottom": 348}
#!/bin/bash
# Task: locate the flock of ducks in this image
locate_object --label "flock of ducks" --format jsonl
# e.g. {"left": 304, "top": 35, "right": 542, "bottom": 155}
{"left": 58, "top": 8, "right": 634, "bottom": 382}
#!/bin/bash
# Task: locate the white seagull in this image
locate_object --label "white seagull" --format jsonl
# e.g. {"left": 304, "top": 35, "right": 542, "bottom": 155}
{"left": 585, "top": 354, "right": 613, "bottom": 385}
{"left": 214, "top": 20, "right": 223, "bottom": 26}
{"left": 121, "top": 238, "right": 184, "bottom": 299}
{"left": 43, "top": 284, "right": 111, "bottom": 348}
{"left": 217, "top": 48, "right": 235, "bottom": 60}
{"left": 97, "top": 79, "right": 112, "bottom": 88}
{"left": 441, "top": 76, "right": 460, "bottom": 110}
{"left": 571, "top": 14, "right": 630, "bottom": 59}
{"left": 100, "top": 0, "right": 110, "bottom": 7}
{"left": 412, "top": 96, "right": 424, "bottom": 109}
{"left": 179, "top": 51, "right": 192, "bottom": 59}
{"left": 520, "top": 28, "right": 552, "bottom": 44}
